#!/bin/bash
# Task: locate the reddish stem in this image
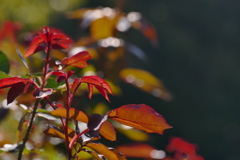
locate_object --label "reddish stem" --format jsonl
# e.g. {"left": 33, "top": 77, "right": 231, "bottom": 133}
{"left": 69, "top": 128, "right": 89, "bottom": 150}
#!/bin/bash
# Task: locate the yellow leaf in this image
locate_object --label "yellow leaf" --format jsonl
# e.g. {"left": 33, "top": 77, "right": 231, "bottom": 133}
{"left": 120, "top": 68, "right": 172, "bottom": 101}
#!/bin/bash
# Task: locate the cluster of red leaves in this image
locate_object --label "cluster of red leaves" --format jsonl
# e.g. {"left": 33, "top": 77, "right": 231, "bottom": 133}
{"left": 164, "top": 137, "right": 204, "bottom": 160}
{"left": 0, "top": 25, "right": 174, "bottom": 160}
{"left": 24, "top": 26, "right": 73, "bottom": 57}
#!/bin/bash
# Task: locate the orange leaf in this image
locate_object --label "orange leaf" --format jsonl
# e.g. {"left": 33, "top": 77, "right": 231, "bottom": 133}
{"left": 50, "top": 107, "right": 88, "bottom": 123}
{"left": 43, "top": 124, "right": 74, "bottom": 141}
{"left": 86, "top": 143, "right": 118, "bottom": 160}
{"left": 99, "top": 121, "right": 116, "bottom": 141}
{"left": 108, "top": 104, "right": 172, "bottom": 134}
{"left": 61, "top": 51, "right": 92, "bottom": 68}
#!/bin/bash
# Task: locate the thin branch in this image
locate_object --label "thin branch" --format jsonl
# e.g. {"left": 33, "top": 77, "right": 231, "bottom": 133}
{"left": 18, "top": 99, "right": 40, "bottom": 160}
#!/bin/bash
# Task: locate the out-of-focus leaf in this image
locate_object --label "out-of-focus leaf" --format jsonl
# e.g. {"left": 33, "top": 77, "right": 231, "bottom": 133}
{"left": 45, "top": 75, "right": 62, "bottom": 88}
{"left": 166, "top": 137, "right": 204, "bottom": 160}
{"left": 166, "top": 137, "right": 196, "bottom": 155}
{"left": 80, "top": 75, "right": 113, "bottom": 101}
{"left": 0, "top": 107, "right": 9, "bottom": 122}
{"left": 50, "top": 107, "right": 89, "bottom": 123}
{"left": 116, "top": 124, "right": 149, "bottom": 141}
{"left": 110, "top": 148, "right": 127, "bottom": 160}
{"left": 7, "top": 82, "right": 26, "bottom": 104}
{"left": 86, "top": 142, "right": 118, "bottom": 160}
{"left": 117, "top": 143, "right": 166, "bottom": 159}
{"left": 66, "top": 8, "right": 92, "bottom": 19}
{"left": 0, "top": 71, "right": 10, "bottom": 79}
{"left": 120, "top": 68, "right": 172, "bottom": 101}
{"left": 17, "top": 113, "right": 30, "bottom": 143}
{"left": 16, "top": 47, "right": 29, "bottom": 71}
{"left": 61, "top": 51, "right": 92, "bottom": 69}
{"left": 0, "top": 51, "right": 10, "bottom": 74}
{"left": 91, "top": 17, "right": 114, "bottom": 40}
{"left": 108, "top": 104, "right": 172, "bottom": 134}
{"left": 0, "top": 20, "right": 21, "bottom": 43}
{"left": 99, "top": 121, "right": 116, "bottom": 141}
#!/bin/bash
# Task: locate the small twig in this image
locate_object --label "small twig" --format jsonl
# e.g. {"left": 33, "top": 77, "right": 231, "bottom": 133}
{"left": 18, "top": 99, "right": 40, "bottom": 160}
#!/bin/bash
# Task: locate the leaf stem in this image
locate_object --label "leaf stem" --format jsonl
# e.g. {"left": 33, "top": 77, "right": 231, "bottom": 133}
{"left": 18, "top": 99, "right": 40, "bottom": 160}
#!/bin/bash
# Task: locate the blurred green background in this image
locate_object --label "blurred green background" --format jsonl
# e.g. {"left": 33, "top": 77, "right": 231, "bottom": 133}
{"left": 1, "top": 0, "right": 240, "bottom": 160}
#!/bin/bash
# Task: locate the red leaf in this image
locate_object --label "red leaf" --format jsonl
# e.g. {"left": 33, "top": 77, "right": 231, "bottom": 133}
{"left": 80, "top": 75, "right": 113, "bottom": 101}
{"left": 108, "top": 104, "right": 172, "bottom": 134}
{"left": 166, "top": 137, "right": 204, "bottom": 160}
{"left": 24, "top": 26, "right": 73, "bottom": 57}
{"left": 0, "top": 20, "right": 21, "bottom": 43}
{"left": 7, "top": 82, "right": 26, "bottom": 104}
{"left": 70, "top": 78, "right": 80, "bottom": 93}
{"left": 0, "top": 77, "right": 31, "bottom": 89}
{"left": 24, "top": 45, "right": 45, "bottom": 57}
{"left": 166, "top": 137, "right": 197, "bottom": 155}
{"left": 61, "top": 51, "right": 92, "bottom": 68}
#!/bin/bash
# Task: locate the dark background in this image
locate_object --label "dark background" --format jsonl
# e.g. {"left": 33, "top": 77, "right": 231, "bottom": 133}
{"left": 76, "top": 1, "right": 240, "bottom": 160}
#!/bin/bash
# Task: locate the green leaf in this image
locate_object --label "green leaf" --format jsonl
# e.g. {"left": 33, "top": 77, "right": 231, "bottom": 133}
{"left": 0, "top": 71, "right": 10, "bottom": 79}
{"left": 0, "top": 51, "right": 10, "bottom": 74}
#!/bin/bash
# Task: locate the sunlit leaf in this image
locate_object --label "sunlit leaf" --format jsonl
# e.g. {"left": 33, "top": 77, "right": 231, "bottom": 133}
{"left": 50, "top": 107, "right": 89, "bottom": 123}
{"left": 0, "top": 77, "right": 31, "bottom": 89}
{"left": 61, "top": 51, "right": 92, "bottom": 68}
{"left": 44, "top": 124, "right": 74, "bottom": 141}
{"left": 117, "top": 143, "right": 166, "bottom": 159}
{"left": 86, "top": 142, "right": 118, "bottom": 160}
{"left": 120, "top": 68, "right": 172, "bottom": 101}
{"left": 82, "top": 148, "right": 103, "bottom": 160}
{"left": 99, "top": 121, "right": 116, "bottom": 141}
{"left": 108, "top": 104, "right": 172, "bottom": 134}
{"left": 115, "top": 123, "right": 149, "bottom": 141}
{"left": 80, "top": 75, "right": 113, "bottom": 101}
{"left": 0, "top": 51, "right": 10, "bottom": 74}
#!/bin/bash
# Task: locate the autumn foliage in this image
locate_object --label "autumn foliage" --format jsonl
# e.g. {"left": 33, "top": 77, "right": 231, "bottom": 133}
{"left": 0, "top": 26, "right": 173, "bottom": 160}
{"left": 0, "top": 4, "right": 204, "bottom": 160}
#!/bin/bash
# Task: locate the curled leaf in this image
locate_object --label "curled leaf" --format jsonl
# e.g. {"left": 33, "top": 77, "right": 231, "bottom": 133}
{"left": 108, "top": 104, "right": 172, "bottom": 134}
{"left": 80, "top": 75, "right": 113, "bottom": 101}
